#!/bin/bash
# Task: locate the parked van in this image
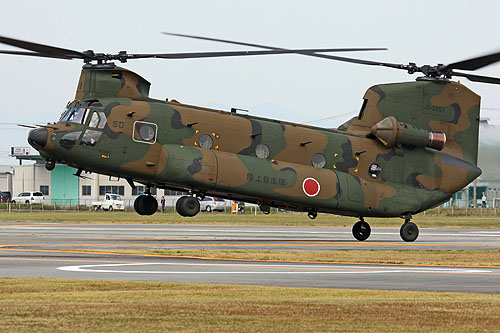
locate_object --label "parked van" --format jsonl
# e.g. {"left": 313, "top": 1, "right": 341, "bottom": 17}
{"left": 11, "top": 191, "right": 44, "bottom": 204}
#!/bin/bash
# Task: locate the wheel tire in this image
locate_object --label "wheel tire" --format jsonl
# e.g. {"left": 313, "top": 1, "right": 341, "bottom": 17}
{"left": 176, "top": 197, "right": 187, "bottom": 217}
{"left": 180, "top": 196, "right": 200, "bottom": 217}
{"left": 109, "top": 206, "right": 114, "bottom": 212}
{"left": 134, "top": 196, "right": 145, "bottom": 215}
{"left": 11, "top": 200, "right": 16, "bottom": 204}
{"left": 25, "top": 200, "right": 30, "bottom": 204}
{"left": 352, "top": 221, "right": 371, "bottom": 241}
{"left": 206, "top": 205, "right": 212, "bottom": 213}
{"left": 93, "top": 205, "right": 99, "bottom": 211}
{"left": 400, "top": 222, "right": 419, "bottom": 242}
{"left": 139, "top": 196, "right": 158, "bottom": 216}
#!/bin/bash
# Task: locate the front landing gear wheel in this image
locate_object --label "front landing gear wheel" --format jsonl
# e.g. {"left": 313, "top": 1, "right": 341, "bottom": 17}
{"left": 134, "top": 195, "right": 158, "bottom": 216}
{"left": 176, "top": 196, "right": 200, "bottom": 217}
{"left": 400, "top": 222, "right": 419, "bottom": 242}
{"left": 352, "top": 220, "right": 371, "bottom": 241}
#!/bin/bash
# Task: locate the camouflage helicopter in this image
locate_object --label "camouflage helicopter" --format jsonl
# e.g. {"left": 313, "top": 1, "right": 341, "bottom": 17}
{"left": 2, "top": 33, "right": 499, "bottom": 242}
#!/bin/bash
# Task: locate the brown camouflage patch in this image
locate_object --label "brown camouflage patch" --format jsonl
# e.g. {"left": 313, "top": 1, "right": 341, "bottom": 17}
{"left": 121, "top": 142, "right": 166, "bottom": 175}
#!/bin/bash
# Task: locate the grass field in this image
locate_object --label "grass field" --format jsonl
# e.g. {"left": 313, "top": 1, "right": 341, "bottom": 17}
{"left": 1, "top": 210, "right": 500, "bottom": 228}
{"left": 0, "top": 278, "right": 499, "bottom": 332}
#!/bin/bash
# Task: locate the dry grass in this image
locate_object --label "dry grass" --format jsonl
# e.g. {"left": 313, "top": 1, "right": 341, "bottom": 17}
{"left": 1, "top": 211, "right": 500, "bottom": 228}
{"left": 0, "top": 278, "right": 499, "bottom": 332}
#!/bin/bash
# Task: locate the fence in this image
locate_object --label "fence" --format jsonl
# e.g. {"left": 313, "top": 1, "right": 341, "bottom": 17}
{"left": 2, "top": 197, "right": 500, "bottom": 216}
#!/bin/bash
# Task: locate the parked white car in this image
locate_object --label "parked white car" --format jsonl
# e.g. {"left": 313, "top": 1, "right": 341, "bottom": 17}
{"left": 199, "top": 197, "right": 226, "bottom": 212}
{"left": 11, "top": 191, "right": 44, "bottom": 204}
{"left": 92, "top": 193, "right": 125, "bottom": 211}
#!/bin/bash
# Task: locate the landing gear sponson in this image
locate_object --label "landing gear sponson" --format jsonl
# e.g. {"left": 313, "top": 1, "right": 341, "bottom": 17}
{"left": 351, "top": 215, "right": 419, "bottom": 242}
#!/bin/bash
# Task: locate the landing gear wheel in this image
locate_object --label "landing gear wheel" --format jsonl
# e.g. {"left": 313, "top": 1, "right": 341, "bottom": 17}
{"left": 175, "top": 197, "right": 185, "bottom": 216}
{"left": 352, "top": 220, "right": 371, "bottom": 241}
{"left": 206, "top": 205, "right": 212, "bottom": 213}
{"left": 400, "top": 222, "right": 419, "bottom": 242}
{"left": 134, "top": 195, "right": 143, "bottom": 215}
{"left": 259, "top": 203, "right": 271, "bottom": 215}
{"left": 176, "top": 196, "right": 200, "bottom": 217}
{"left": 308, "top": 210, "right": 317, "bottom": 219}
{"left": 134, "top": 195, "right": 157, "bottom": 216}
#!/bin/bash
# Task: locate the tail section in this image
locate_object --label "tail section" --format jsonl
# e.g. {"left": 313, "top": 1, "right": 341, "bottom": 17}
{"left": 346, "top": 80, "right": 481, "bottom": 165}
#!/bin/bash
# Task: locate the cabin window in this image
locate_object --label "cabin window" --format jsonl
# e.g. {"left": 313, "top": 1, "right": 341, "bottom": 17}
{"left": 255, "top": 143, "right": 270, "bottom": 159}
{"left": 80, "top": 130, "right": 102, "bottom": 147}
{"left": 369, "top": 163, "right": 382, "bottom": 179}
{"left": 312, "top": 153, "right": 326, "bottom": 168}
{"left": 198, "top": 134, "right": 214, "bottom": 149}
{"left": 133, "top": 121, "right": 157, "bottom": 144}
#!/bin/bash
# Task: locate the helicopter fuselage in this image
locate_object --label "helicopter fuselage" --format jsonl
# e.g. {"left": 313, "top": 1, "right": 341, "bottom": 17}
{"left": 27, "top": 66, "right": 482, "bottom": 218}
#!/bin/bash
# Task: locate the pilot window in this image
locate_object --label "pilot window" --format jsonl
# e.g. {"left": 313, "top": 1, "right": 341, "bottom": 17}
{"left": 61, "top": 107, "right": 87, "bottom": 124}
{"left": 88, "top": 111, "right": 107, "bottom": 129}
{"left": 80, "top": 130, "right": 102, "bottom": 146}
{"left": 133, "top": 121, "right": 157, "bottom": 144}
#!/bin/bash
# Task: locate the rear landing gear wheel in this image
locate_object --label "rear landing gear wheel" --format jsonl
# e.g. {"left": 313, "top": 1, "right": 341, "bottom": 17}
{"left": 400, "top": 222, "right": 419, "bottom": 242}
{"left": 352, "top": 220, "right": 371, "bottom": 241}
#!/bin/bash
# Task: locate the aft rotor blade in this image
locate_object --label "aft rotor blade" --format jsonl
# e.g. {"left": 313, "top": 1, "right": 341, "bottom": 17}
{"left": 446, "top": 51, "right": 500, "bottom": 71}
{"left": 0, "top": 35, "right": 85, "bottom": 59}
{"left": 451, "top": 70, "right": 500, "bottom": 85}
{"left": 131, "top": 48, "right": 388, "bottom": 60}
{"left": 0, "top": 49, "right": 72, "bottom": 59}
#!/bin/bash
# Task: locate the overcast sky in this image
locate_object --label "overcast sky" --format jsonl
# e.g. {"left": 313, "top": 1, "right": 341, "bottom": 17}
{"left": 1, "top": 0, "right": 500, "bottom": 165}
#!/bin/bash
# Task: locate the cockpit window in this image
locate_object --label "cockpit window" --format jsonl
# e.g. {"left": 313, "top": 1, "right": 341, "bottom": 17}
{"left": 60, "top": 107, "right": 87, "bottom": 124}
{"left": 97, "top": 112, "right": 107, "bottom": 129}
{"left": 80, "top": 130, "right": 102, "bottom": 147}
{"left": 88, "top": 111, "right": 107, "bottom": 129}
{"left": 89, "top": 112, "right": 100, "bottom": 128}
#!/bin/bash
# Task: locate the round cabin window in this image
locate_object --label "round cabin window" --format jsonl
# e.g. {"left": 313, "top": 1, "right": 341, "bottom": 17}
{"left": 255, "top": 143, "right": 270, "bottom": 159}
{"left": 138, "top": 124, "right": 155, "bottom": 141}
{"left": 199, "top": 134, "right": 214, "bottom": 149}
{"left": 369, "top": 163, "right": 382, "bottom": 179}
{"left": 311, "top": 153, "right": 326, "bottom": 168}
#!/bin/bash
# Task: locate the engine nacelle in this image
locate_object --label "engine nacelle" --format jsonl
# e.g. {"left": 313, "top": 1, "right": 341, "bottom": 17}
{"left": 371, "top": 116, "right": 446, "bottom": 150}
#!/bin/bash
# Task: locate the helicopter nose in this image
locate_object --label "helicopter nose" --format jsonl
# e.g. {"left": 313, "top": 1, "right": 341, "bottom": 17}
{"left": 28, "top": 127, "right": 48, "bottom": 150}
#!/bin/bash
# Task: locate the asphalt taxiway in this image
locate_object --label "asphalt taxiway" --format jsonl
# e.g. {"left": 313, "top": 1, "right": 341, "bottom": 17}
{"left": 1, "top": 222, "right": 499, "bottom": 293}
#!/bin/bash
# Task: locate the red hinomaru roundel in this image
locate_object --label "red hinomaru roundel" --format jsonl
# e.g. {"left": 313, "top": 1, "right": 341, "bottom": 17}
{"left": 302, "top": 177, "right": 320, "bottom": 197}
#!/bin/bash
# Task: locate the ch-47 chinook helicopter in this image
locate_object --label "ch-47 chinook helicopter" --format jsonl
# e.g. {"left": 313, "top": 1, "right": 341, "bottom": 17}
{"left": 2, "top": 33, "right": 499, "bottom": 242}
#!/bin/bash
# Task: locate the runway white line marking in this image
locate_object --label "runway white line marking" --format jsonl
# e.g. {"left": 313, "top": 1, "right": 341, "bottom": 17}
{"left": 57, "top": 263, "right": 492, "bottom": 275}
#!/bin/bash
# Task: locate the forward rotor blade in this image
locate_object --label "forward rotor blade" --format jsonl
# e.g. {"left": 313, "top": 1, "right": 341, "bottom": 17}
{"left": 130, "top": 48, "right": 387, "bottom": 60}
{"left": 162, "top": 32, "right": 387, "bottom": 52}
{"left": 0, "top": 35, "right": 85, "bottom": 59}
{"left": 0, "top": 49, "right": 72, "bottom": 59}
{"left": 161, "top": 31, "right": 396, "bottom": 65}
{"left": 446, "top": 51, "right": 500, "bottom": 71}
{"left": 451, "top": 70, "right": 500, "bottom": 85}
{"left": 17, "top": 124, "right": 37, "bottom": 129}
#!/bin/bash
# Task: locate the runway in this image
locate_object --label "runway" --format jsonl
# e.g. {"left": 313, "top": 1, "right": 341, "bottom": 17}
{"left": 1, "top": 222, "right": 499, "bottom": 293}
